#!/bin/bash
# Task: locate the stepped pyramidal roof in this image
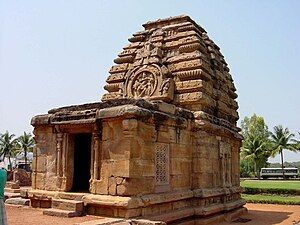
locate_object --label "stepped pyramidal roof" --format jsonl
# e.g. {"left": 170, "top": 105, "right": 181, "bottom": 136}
{"left": 102, "top": 15, "right": 239, "bottom": 131}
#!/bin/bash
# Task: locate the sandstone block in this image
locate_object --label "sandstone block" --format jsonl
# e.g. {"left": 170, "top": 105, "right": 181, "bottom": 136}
{"left": 111, "top": 160, "right": 130, "bottom": 177}
{"left": 5, "top": 197, "right": 30, "bottom": 206}
{"left": 4, "top": 188, "right": 20, "bottom": 193}
{"left": 117, "top": 208, "right": 142, "bottom": 218}
{"left": 52, "top": 199, "right": 84, "bottom": 212}
{"left": 172, "top": 200, "right": 190, "bottom": 210}
{"left": 74, "top": 218, "right": 125, "bottom": 225}
{"left": 108, "top": 177, "right": 117, "bottom": 196}
{"left": 4, "top": 192, "right": 21, "bottom": 199}
{"left": 117, "top": 178, "right": 154, "bottom": 196}
{"left": 43, "top": 208, "right": 82, "bottom": 217}
{"left": 30, "top": 199, "right": 51, "bottom": 208}
{"left": 157, "top": 131, "right": 170, "bottom": 143}
{"left": 170, "top": 143, "right": 191, "bottom": 158}
{"left": 170, "top": 159, "right": 191, "bottom": 175}
{"left": 32, "top": 156, "right": 47, "bottom": 172}
{"left": 138, "top": 124, "right": 156, "bottom": 142}
{"left": 32, "top": 172, "right": 46, "bottom": 189}
{"left": 171, "top": 175, "right": 191, "bottom": 190}
{"left": 130, "top": 159, "right": 155, "bottom": 177}
{"left": 5, "top": 181, "right": 19, "bottom": 189}
{"left": 140, "top": 142, "right": 155, "bottom": 160}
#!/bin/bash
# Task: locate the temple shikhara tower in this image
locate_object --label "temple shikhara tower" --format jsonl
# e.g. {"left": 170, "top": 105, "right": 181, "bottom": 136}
{"left": 30, "top": 15, "right": 245, "bottom": 223}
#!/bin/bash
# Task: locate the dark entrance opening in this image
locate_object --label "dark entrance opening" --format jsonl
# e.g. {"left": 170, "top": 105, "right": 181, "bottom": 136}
{"left": 71, "top": 133, "right": 91, "bottom": 192}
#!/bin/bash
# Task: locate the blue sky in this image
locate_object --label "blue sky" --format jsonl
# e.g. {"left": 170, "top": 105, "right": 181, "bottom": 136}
{"left": 0, "top": 1, "right": 299, "bottom": 162}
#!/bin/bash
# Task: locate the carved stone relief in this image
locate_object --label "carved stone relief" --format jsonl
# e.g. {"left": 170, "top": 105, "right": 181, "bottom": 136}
{"left": 124, "top": 63, "right": 174, "bottom": 101}
{"left": 219, "top": 141, "right": 232, "bottom": 187}
{"left": 126, "top": 66, "right": 158, "bottom": 98}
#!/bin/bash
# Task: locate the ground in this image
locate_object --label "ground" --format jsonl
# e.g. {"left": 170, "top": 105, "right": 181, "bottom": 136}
{"left": 219, "top": 204, "right": 300, "bottom": 225}
{"left": 6, "top": 203, "right": 300, "bottom": 225}
{"left": 6, "top": 205, "right": 102, "bottom": 225}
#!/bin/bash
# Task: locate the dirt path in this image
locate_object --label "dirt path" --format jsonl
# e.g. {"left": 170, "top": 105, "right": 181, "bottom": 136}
{"left": 6, "top": 205, "right": 103, "bottom": 225}
{"left": 5, "top": 203, "right": 300, "bottom": 225}
{"left": 219, "top": 203, "right": 300, "bottom": 225}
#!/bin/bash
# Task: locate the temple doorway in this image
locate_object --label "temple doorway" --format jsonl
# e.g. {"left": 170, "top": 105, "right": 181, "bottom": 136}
{"left": 71, "top": 133, "right": 92, "bottom": 192}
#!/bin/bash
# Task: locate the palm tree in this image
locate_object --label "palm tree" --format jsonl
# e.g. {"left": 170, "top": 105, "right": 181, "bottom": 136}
{"left": 0, "top": 131, "right": 18, "bottom": 169}
{"left": 270, "top": 125, "right": 297, "bottom": 179}
{"left": 17, "top": 132, "right": 35, "bottom": 165}
{"left": 241, "top": 134, "right": 271, "bottom": 179}
{"left": 292, "top": 132, "right": 300, "bottom": 150}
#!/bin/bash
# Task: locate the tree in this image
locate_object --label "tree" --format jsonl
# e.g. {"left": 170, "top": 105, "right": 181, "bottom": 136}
{"left": 241, "top": 134, "right": 271, "bottom": 178}
{"left": 17, "top": 132, "right": 35, "bottom": 165}
{"left": 241, "top": 114, "right": 270, "bottom": 141}
{"left": 240, "top": 114, "right": 272, "bottom": 178}
{"left": 292, "top": 132, "right": 300, "bottom": 150}
{"left": 240, "top": 157, "right": 254, "bottom": 178}
{"left": 270, "top": 125, "right": 298, "bottom": 179}
{"left": 0, "top": 131, "right": 18, "bottom": 169}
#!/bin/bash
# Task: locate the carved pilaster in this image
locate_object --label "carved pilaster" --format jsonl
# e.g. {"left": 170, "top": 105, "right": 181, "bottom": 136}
{"left": 56, "top": 133, "right": 63, "bottom": 177}
{"left": 219, "top": 141, "right": 232, "bottom": 188}
{"left": 62, "top": 134, "right": 67, "bottom": 178}
{"left": 219, "top": 151, "right": 226, "bottom": 188}
{"left": 227, "top": 150, "right": 232, "bottom": 187}
{"left": 93, "top": 132, "right": 101, "bottom": 181}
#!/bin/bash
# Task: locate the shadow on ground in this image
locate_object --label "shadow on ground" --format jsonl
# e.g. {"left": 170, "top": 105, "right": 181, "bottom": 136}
{"left": 229, "top": 209, "right": 294, "bottom": 225}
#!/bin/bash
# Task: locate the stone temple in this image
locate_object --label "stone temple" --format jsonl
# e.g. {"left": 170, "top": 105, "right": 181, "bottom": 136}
{"left": 29, "top": 15, "right": 245, "bottom": 223}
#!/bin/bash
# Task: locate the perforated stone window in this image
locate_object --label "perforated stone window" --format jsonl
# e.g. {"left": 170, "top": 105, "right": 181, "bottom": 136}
{"left": 155, "top": 143, "right": 169, "bottom": 185}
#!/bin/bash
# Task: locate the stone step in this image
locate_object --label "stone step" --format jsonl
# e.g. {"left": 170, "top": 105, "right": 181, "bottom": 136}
{"left": 4, "top": 192, "right": 21, "bottom": 199}
{"left": 5, "top": 181, "right": 20, "bottom": 189}
{"left": 5, "top": 197, "right": 30, "bottom": 206}
{"left": 20, "top": 188, "right": 29, "bottom": 198}
{"left": 74, "top": 219, "right": 164, "bottom": 225}
{"left": 57, "top": 192, "right": 86, "bottom": 200}
{"left": 52, "top": 198, "right": 84, "bottom": 212}
{"left": 43, "top": 208, "right": 82, "bottom": 218}
{"left": 74, "top": 218, "right": 125, "bottom": 225}
{"left": 4, "top": 188, "right": 21, "bottom": 193}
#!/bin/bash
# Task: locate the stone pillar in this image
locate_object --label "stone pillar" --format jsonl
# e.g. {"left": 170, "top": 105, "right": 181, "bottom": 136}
{"left": 56, "top": 133, "right": 63, "bottom": 177}
{"left": 60, "top": 133, "right": 68, "bottom": 190}
{"left": 93, "top": 132, "right": 101, "bottom": 181}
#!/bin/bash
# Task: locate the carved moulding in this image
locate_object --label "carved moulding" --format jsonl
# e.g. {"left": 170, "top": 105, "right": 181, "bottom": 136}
{"left": 124, "top": 64, "right": 174, "bottom": 102}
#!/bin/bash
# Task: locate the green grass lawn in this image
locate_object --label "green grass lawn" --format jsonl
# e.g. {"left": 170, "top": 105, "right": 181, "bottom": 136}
{"left": 242, "top": 194, "right": 300, "bottom": 205}
{"left": 240, "top": 180, "right": 300, "bottom": 190}
{"left": 240, "top": 180, "right": 300, "bottom": 205}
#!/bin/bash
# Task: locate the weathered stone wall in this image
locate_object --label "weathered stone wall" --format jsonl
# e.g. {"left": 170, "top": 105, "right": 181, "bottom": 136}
{"left": 30, "top": 100, "right": 244, "bottom": 220}
{"left": 32, "top": 126, "right": 57, "bottom": 191}
{"left": 90, "top": 104, "right": 193, "bottom": 196}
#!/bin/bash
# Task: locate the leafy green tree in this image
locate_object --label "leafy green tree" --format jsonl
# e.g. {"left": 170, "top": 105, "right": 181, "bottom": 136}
{"left": 17, "top": 132, "right": 35, "bottom": 165}
{"left": 0, "top": 131, "right": 18, "bottom": 169}
{"left": 270, "top": 125, "right": 298, "bottom": 179}
{"left": 241, "top": 134, "right": 271, "bottom": 178}
{"left": 241, "top": 114, "right": 270, "bottom": 141}
{"left": 240, "top": 114, "right": 272, "bottom": 178}
{"left": 240, "top": 158, "right": 254, "bottom": 178}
